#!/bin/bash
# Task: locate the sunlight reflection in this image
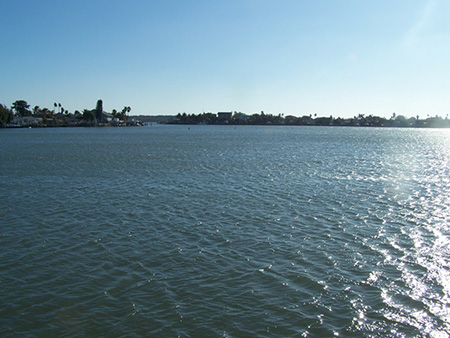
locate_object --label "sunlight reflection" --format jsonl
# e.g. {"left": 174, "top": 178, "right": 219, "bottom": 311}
{"left": 376, "top": 129, "right": 450, "bottom": 336}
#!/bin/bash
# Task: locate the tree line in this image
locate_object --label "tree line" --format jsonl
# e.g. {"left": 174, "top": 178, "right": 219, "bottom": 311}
{"left": 0, "top": 99, "right": 135, "bottom": 127}
{"left": 170, "top": 111, "right": 450, "bottom": 128}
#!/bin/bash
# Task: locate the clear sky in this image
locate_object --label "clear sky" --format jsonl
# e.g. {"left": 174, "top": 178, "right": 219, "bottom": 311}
{"left": 1, "top": 0, "right": 449, "bottom": 118}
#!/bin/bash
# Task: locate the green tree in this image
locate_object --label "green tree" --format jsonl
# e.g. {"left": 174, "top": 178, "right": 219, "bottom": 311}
{"left": 83, "top": 109, "right": 96, "bottom": 122}
{"left": 0, "top": 104, "right": 13, "bottom": 126}
{"left": 41, "top": 108, "right": 52, "bottom": 119}
{"left": 395, "top": 115, "right": 408, "bottom": 127}
{"left": 33, "top": 106, "right": 41, "bottom": 116}
{"left": 121, "top": 106, "right": 130, "bottom": 122}
{"left": 11, "top": 100, "right": 31, "bottom": 116}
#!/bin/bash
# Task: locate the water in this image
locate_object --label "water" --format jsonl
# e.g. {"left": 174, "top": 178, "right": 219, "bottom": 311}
{"left": 1, "top": 125, "right": 449, "bottom": 337}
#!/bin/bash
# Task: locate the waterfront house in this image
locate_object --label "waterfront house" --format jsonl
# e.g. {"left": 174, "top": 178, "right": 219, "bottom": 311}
{"left": 12, "top": 116, "right": 43, "bottom": 126}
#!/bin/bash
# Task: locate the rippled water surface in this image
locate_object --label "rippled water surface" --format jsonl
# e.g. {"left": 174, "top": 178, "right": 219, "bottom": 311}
{"left": 1, "top": 125, "right": 449, "bottom": 337}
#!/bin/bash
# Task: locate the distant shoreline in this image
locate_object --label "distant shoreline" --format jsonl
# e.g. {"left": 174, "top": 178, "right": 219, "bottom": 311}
{"left": 3, "top": 100, "right": 449, "bottom": 128}
{"left": 3, "top": 118, "right": 450, "bottom": 129}
{"left": 3, "top": 111, "right": 450, "bottom": 129}
{"left": 136, "top": 113, "right": 450, "bottom": 128}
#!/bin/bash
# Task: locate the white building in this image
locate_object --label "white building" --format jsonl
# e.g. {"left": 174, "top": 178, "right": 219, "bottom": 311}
{"left": 12, "top": 116, "right": 43, "bottom": 126}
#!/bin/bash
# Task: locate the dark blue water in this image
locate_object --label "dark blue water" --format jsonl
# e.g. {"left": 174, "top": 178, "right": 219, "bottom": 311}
{"left": 1, "top": 125, "right": 449, "bottom": 337}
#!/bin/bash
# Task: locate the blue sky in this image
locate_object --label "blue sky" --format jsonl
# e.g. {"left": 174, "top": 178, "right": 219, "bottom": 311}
{"left": 1, "top": 0, "right": 449, "bottom": 117}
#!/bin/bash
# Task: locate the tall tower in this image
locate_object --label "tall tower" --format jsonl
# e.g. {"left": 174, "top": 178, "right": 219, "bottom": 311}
{"left": 95, "top": 99, "right": 103, "bottom": 121}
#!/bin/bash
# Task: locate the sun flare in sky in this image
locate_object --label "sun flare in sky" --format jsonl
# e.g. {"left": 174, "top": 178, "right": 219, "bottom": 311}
{"left": 1, "top": 0, "right": 449, "bottom": 117}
